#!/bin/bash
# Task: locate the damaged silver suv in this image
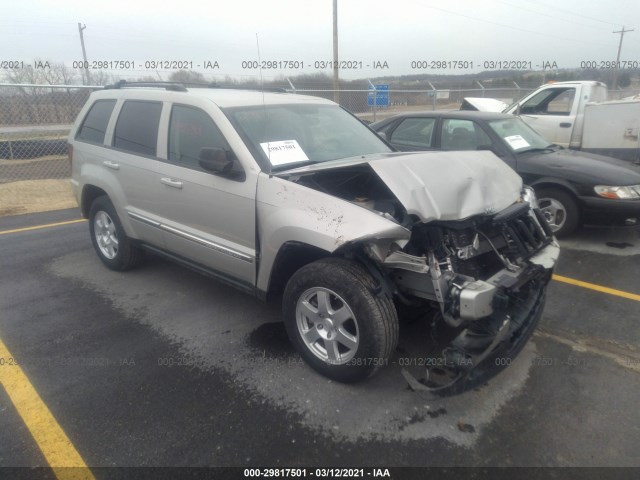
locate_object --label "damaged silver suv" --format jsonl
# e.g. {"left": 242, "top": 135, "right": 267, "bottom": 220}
{"left": 69, "top": 81, "right": 559, "bottom": 392}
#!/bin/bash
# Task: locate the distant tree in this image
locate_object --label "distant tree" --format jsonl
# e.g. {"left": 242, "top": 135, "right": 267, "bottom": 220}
{"left": 89, "top": 70, "right": 116, "bottom": 86}
{"left": 133, "top": 75, "right": 158, "bottom": 83}
{"left": 5, "top": 59, "right": 79, "bottom": 85}
{"left": 617, "top": 72, "right": 631, "bottom": 88}
{"left": 43, "top": 63, "right": 78, "bottom": 85}
{"left": 168, "top": 70, "right": 206, "bottom": 84}
{"left": 222, "top": 75, "right": 238, "bottom": 85}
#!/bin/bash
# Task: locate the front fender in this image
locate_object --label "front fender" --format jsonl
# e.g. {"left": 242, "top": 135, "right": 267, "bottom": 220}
{"left": 255, "top": 173, "right": 410, "bottom": 292}
{"left": 527, "top": 176, "right": 581, "bottom": 197}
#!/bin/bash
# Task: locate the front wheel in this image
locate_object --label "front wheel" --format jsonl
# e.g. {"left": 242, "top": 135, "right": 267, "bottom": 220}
{"left": 536, "top": 188, "right": 580, "bottom": 237}
{"left": 88, "top": 196, "right": 144, "bottom": 271}
{"left": 283, "top": 257, "right": 398, "bottom": 383}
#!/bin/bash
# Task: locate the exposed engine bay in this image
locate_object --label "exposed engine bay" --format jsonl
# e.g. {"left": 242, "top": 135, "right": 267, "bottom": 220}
{"left": 281, "top": 161, "right": 559, "bottom": 394}
{"left": 288, "top": 164, "right": 411, "bottom": 226}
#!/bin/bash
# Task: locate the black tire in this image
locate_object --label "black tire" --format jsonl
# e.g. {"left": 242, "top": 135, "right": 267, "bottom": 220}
{"left": 536, "top": 188, "right": 580, "bottom": 237}
{"left": 88, "top": 196, "right": 144, "bottom": 271}
{"left": 283, "top": 257, "right": 398, "bottom": 383}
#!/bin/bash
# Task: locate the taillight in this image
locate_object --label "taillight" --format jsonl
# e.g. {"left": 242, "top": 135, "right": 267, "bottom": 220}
{"left": 67, "top": 143, "right": 73, "bottom": 165}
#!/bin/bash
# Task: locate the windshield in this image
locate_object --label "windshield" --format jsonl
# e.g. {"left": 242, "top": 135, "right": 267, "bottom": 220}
{"left": 487, "top": 117, "right": 553, "bottom": 153}
{"left": 225, "top": 104, "right": 391, "bottom": 170}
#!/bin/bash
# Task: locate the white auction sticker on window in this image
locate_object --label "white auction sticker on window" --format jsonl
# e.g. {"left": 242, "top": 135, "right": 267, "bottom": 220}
{"left": 504, "top": 135, "right": 530, "bottom": 150}
{"left": 260, "top": 140, "right": 309, "bottom": 166}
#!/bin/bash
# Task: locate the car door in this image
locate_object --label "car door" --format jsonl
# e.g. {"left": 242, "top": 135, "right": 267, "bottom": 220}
{"left": 386, "top": 117, "right": 437, "bottom": 151}
{"left": 153, "top": 103, "right": 257, "bottom": 289}
{"left": 516, "top": 86, "right": 578, "bottom": 147}
{"left": 106, "top": 99, "right": 167, "bottom": 248}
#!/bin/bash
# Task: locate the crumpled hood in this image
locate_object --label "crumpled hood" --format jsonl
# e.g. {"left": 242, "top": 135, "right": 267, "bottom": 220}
{"left": 369, "top": 151, "right": 523, "bottom": 222}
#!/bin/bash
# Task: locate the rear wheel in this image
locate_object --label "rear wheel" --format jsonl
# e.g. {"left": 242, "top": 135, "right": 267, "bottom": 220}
{"left": 283, "top": 258, "right": 398, "bottom": 382}
{"left": 536, "top": 188, "right": 579, "bottom": 237}
{"left": 88, "top": 196, "right": 144, "bottom": 271}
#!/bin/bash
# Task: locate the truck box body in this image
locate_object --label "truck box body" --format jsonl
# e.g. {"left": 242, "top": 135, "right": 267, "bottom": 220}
{"left": 582, "top": 100, "right": 640, "bottom": 162}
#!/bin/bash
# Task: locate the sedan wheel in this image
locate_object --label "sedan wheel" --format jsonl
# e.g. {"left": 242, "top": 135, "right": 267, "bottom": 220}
{"left": 536, "top": 188, "right": 579, "bottom": 237}
{"left": 538, "top": 197, "right": 567, "bottom": 232}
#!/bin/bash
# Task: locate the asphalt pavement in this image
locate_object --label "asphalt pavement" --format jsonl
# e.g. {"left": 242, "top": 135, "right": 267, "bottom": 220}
{"left": 1, "top": 208, "right": 639, "bottom": 473}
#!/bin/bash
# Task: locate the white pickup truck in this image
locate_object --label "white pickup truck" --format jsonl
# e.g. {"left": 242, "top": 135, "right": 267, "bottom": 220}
{"left": 464, "top": 81, "right": 640, "bottom": 162}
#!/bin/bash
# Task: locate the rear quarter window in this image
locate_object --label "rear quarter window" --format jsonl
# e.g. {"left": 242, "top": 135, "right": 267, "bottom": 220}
{"left": 113, "top": 101, "right": 162, "bottom": 156}
{"left": 76, "top": 100, "right": 116, "bottom": 144}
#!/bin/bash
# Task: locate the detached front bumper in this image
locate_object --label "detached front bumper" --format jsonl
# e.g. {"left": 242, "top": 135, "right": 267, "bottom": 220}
{"left": 404, "top": 241, "right": 559, "bottom": 396}
{"left": 450, "top": 241, "right": 560, "bottom": 322}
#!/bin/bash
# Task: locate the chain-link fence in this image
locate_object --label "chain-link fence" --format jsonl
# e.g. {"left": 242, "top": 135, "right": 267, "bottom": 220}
{"left": 0, "top": 84, "right": 98, "bottom": 186}
{"left": 1, "top": 83, "right": 639, "bottom": 187}
{"left": 3, "top": 84, "right": 521, "bottom": 185}
{"left": 291, "top": 87, "right": 536, "bottom": 123}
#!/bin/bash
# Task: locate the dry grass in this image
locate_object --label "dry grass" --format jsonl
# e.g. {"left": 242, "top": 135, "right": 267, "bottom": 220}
{"left": 0, "top": 179, "right": 77, "bottom": 217}
{"left": 0, "top": 155, "right": 67, "bottom": 166}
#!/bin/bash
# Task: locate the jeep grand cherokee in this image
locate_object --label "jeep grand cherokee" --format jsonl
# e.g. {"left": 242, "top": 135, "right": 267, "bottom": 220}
{"left": 69, "top": 81, "right": 559, "bottom": 393}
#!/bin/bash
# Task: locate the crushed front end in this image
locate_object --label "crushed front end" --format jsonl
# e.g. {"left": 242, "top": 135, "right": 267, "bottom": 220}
{"left": 379, "top": 189, "right": 559, "bottom": 394}
{"left": 276, "top": 151, "right": 558, "bottom": 391}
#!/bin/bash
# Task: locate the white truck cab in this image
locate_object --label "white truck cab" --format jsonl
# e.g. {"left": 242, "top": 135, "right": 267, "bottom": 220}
{"left": 504, "top": 81, "right": 608, "bottom": 149}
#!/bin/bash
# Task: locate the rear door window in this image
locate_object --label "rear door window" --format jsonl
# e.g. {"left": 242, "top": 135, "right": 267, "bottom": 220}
{"left": 390, "top": 117, "right": 436, "bottom": 148}
{"left": 113, "top": 101, "right": 162, "bottom": 156}
{"left": 76, "top": 100, "right": 116, "bottom": 144}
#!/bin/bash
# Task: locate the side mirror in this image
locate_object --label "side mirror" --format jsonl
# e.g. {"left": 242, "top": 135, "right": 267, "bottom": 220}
{"left": 199, "top": 147, "right": 234, "bottom": 175}
{"left": 515, "top": 102, "right": 521, "bottom": 116}
{"left": 377, "top": 131, "right": 388, "bottom": 141}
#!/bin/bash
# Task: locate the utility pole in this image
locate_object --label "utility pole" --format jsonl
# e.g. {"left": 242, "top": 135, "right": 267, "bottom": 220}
{"left": 78, "top": 23, "right": 91, "bottom": 85}
{"left": 612, "top": 26, "right": 634, "bottom": 90}
{"left": 332, "top": 0, "right": 339, "bottom": 103}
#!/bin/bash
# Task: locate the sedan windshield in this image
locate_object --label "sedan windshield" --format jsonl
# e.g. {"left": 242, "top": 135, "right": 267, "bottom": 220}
{"left": 225, "top": 104, "right": 391, "bottom": 170}
{"left": 487, "top": 117, "right": 553, "bottom": 153}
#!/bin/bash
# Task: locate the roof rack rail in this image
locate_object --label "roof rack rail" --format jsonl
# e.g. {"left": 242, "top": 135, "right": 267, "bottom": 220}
{"left": 207, "top": 84, "right": 289, "bottom": 93}
{"left": 104, "top": 80, "right": 187, "bottom": 92}
{"left": 103, "top": 80, "right": 290, "bottom": 94}
{"left": 179, "top": 82, "right": 288, "bottom": 93}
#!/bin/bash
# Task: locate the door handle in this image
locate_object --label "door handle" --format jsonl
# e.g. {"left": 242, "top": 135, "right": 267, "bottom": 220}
{"left": 161, "top": 177, "right": 183, "bottom": 189}
{"left": 559, "top": 122, "right": 572, "bottom": 128}
{"left": 103, "top": 160, "right": 120, "bottom": 170}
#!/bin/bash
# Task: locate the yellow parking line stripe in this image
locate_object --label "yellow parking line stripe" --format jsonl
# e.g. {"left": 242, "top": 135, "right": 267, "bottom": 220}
{"left": 0, "top": 219, "right": 86, "bottom": 236}
{"left": 553, "top": 274, "right": 640, "bottom": 302}
{"left": 0, "top": 338, "right": 95, "bottom": 480}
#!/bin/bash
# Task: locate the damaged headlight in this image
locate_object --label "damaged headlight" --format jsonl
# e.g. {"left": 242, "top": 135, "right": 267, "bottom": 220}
{"left": 594, "top": 185, "right": 640, "bottom": 200}
{"left": 521, "top": 186, "right": 539, "bottom": 208}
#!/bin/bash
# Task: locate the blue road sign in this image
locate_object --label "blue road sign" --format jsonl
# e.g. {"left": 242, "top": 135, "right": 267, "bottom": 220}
{"left": 368, "top": 84, "right": 389, "bottom": 107}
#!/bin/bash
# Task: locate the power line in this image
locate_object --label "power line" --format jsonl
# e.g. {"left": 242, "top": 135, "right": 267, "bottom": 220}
{"left": 414, "top": 2, "right": 618, "bottom": 49}
{"left": 523, "top": 0, "right": 632, "bottom": 28}
{"left": 498, "top": 0, "right": 612, "bottom": 32}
